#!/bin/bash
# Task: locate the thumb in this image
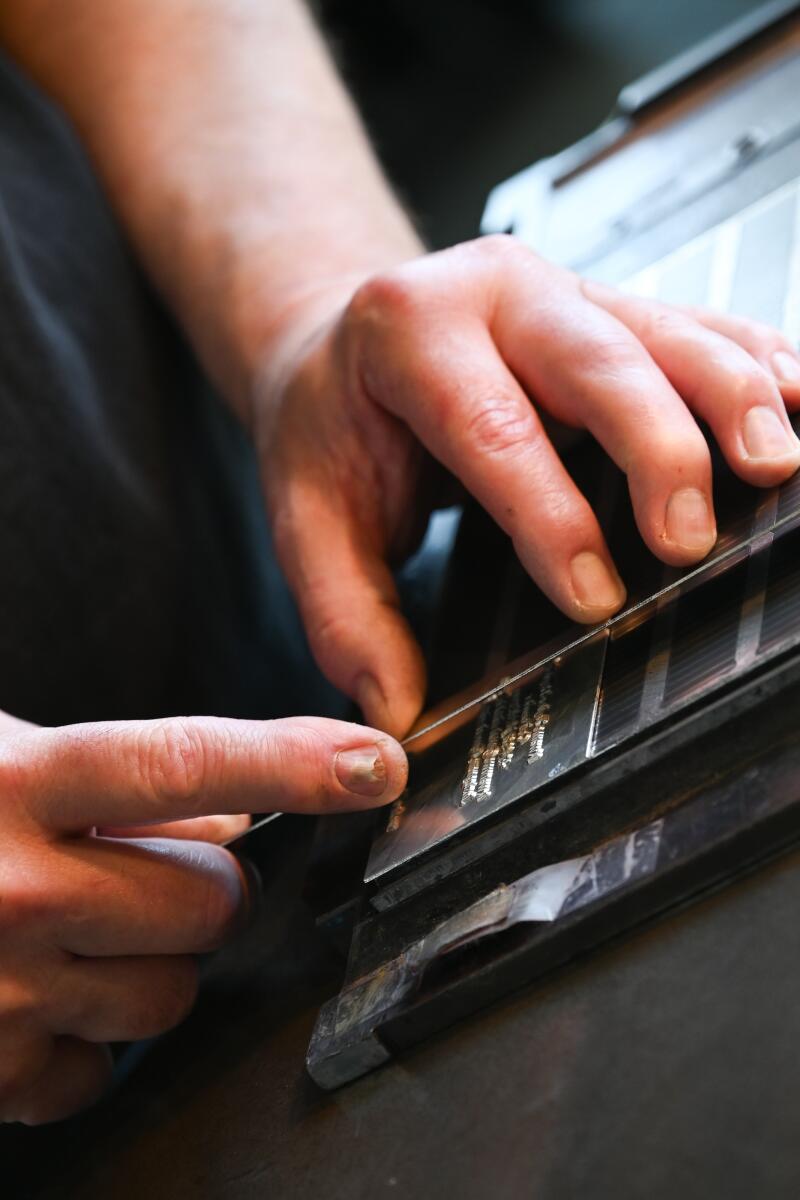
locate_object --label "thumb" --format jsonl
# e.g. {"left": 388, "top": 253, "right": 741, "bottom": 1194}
{"left": 275, "top": 502, "right": 427, "bottom": 737}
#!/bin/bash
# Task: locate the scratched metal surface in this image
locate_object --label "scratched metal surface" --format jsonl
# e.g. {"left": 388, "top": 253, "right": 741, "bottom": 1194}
{"left": 367, "top": 176, "right": 800, "bottom": 884}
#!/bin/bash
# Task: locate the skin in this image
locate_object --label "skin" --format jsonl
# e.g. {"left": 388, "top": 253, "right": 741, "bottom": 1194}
{"left": 0, "top": 709, "right": 407, "bottom": 1123}
{"left": 0, "top": 0, "right": 798, "bottom": 1120}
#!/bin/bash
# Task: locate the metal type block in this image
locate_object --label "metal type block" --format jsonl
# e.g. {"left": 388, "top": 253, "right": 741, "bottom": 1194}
{"left": 367, "top": 635, "right": 608, "bottom": 883}
{"left": 308, "top": 655, "right": 800, "bottom": 1088}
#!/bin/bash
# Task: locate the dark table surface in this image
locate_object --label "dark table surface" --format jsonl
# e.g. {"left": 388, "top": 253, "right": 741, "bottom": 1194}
{"left": 6, "top": 817, "right": 800, "bottom": 1200}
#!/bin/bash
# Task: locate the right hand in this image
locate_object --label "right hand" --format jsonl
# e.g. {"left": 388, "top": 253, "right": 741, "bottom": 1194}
{"left": 255, "top": 237, "right": 800, "bottom": 737}
{"left": 0, "top": 709, "right": 407, "bottom": 1125}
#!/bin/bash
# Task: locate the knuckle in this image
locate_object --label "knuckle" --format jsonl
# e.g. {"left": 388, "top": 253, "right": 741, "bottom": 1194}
{"left": 730, "top": 368, "right": 779, "bottom": 409}
{"left": 307, "top": 605, "right": 353, "bottom": 664}
{"left": 738, "top": 318, "right": 790, "bottom": 354}
{"left": 270, "top": 503, "right": 298, "bottom": 562}
{"left": 14, "top": 1042, "right": 112, "bottom": 1126}
{"left": 0, "top": 743, "right": 30, "bottom": 806}
{"left": 347, "top": 269, "right": 421, "bottom": 328}
{"left": 638, "top": 426, "right": 711, "bottom": 481}
{"left": 640, "top": 306, "right": 686, "bottom": 343}
{"left": 517, "top": 488, "right": 593, "bottom": 546}
{"left": 0, "top": 1030, "right": 50, "bottom": 1115}
{"left": 266, "top": 718, "right": 328, "bottom": 799}
{"left": 0, "top": 859, "right": 51, "bottom": 934}
{"left": 569, "top": 333, "right": 645, "bottom": 383}
{"left": 478, "top": 232, "right": 520, "bottom": 260}
{"left": 0, "top": 979, "right": 37, "bottom": 1028}
{"left": 130, "top": 962, "right": 198, "bottom": 1039}
{"left": 772, "top": 332, "right": 797, "bottom": 356}
{"left": 303, "top": 584, "right": 396, "bottom": 686}
{"left": 137, "top": 719, "right": 212, "bottom": 813}
{"left": 462, "top": 396, "right": 536, "bottom": 460}
{"left": 197, "top": 858, "right": 244, "bottom": 950}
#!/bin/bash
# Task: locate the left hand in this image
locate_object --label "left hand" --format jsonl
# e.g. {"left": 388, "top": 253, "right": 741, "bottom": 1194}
{"left": 253, "top": 237, "right": 800, "bottom": 737}
{"left": 0, "top": 711, "right": 406, "bottom": 1124}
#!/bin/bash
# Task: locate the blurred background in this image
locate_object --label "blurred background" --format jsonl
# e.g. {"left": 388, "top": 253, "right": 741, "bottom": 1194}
{"left": 316, "top": 0, "right": 769, "bottom": 247}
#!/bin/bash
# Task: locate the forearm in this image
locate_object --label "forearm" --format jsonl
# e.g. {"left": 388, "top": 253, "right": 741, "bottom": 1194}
{"left": 0, "top": 0, "right": 422, "bottom": 423}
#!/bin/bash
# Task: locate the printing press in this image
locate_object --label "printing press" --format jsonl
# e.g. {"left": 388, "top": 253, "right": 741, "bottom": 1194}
{"left": 301, "top": 0, "right": 800, "bottom": 1088}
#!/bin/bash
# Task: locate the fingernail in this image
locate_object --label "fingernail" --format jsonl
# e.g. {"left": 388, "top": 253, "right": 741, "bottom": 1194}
{"left": 665, "top": 488, "right": 715, "bottom": 554}
{"left": 569, "top": 551, "right": 625, "bottom": 613}
{"left": 773, "top": 350, "right": 800, "bottom": 383}
{"left": 335, "top": 745, "right": 388, "bottom": 797}
{"left": 742, "top": 406, "right": 800, "bottom": 461}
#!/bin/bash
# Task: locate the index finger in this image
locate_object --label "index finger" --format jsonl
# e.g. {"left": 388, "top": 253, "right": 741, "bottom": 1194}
{"left": 366, "top": 311, "right": 627, "bottom": 622}
{"left": 9, "top": 715, "right": 408, "bottom": 833}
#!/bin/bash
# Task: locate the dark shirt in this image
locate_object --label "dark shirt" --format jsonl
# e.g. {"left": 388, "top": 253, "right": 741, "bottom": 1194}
{"left": 0, "top": 52, "right": 342, "bottom": 725}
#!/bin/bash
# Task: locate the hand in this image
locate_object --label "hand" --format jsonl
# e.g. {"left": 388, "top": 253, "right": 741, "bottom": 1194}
{"left": 254, "top": 236, "right": 800, "bottom": 736}
{"left": 0, "top": 710, "right": 406, "bottom": 1124}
